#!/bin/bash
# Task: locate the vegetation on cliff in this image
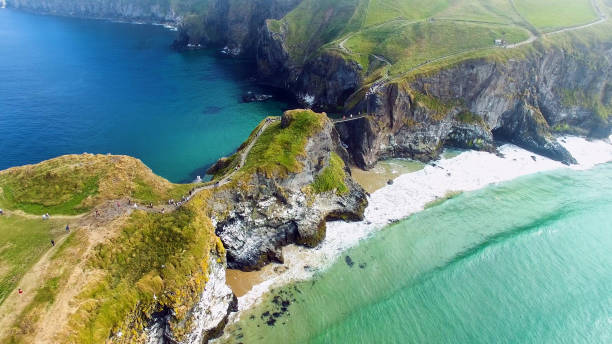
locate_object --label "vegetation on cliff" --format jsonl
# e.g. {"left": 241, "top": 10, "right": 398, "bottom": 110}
{"left": 67, "top": 192, "right": 219, "bottom": 343}
{"left": 311, "top": 152, "right": 349, "bottom": 195}
{"left": 0, "top": 154, "right": 192, "bottom": 215}
{"left": 269, "top": 0, "right": 599, "bottom": 74}
{"left": 239, "top": 110, "right": 327, "bottom": 177}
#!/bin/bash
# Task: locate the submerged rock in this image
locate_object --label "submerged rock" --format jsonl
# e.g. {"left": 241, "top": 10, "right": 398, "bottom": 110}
{"left": 242, "top": 91, "right": 273, "bottom": 103}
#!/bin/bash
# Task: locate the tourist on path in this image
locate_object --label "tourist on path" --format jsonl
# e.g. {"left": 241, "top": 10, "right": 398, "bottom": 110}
{"left": 51, "top": 240, "right": 55, "bottom": 247}
{"left": 66, "top": 224, "right": 70, "bottom": 233}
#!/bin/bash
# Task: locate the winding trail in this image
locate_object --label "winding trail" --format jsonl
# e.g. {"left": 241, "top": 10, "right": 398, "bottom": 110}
{"left": 342, "top": 0, "right": 608, "bottom": 97}
{"left": 0, "top": 116, "right": 279, "bottom": 342}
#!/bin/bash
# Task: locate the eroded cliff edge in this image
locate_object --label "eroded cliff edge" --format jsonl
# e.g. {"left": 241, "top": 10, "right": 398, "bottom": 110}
{"left": 207, "top": 110, "right": 368, "bottom": 271}
{"left": 257, "top": 23, "right": 612, "bottom": 166}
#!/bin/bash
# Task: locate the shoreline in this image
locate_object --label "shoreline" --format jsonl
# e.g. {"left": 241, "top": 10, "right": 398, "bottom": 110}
{"left": 4, "top": 7, "right": 179, "bottom": 31}
{"left": 220, "top": 135, "right": 612, "bottom": 334}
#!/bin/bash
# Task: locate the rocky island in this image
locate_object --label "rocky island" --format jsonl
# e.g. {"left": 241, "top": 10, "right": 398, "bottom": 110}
{"left": 1, "top": 0, "right": 611, "bottom": 343}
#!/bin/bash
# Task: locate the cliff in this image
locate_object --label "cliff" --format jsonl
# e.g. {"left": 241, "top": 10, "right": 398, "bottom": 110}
{"left": 175, "top": 0, "right": 301, "bottom": 56}
{"left": 254, "top": 1, "right": 612, "bottom": 165}
{"left": 0, "top": 111, "right": 367, "bottom": 343}
{"left": 207, "top": 110, "right": 368, "bottom": 270}
{"left": 335, "top": 44, "right": 611, "bottom": 167}
{"left": 7, "top": 0, "right": 181, "bottom": 23}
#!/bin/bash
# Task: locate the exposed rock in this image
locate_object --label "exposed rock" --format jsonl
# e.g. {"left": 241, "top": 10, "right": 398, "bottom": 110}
{"left": 209, "top": 111, "right": 368, "bottom": 271}
{"left": 174, "top": 0, "right": 302, "bottom": 55}
{"left": 242, "top": 91, "right": 273, "bottom": 103}
{"left": 145, "top": 255, "right": 237, "bottom": 344}
{"left": 495, "top": 101, "right": 576, "bottom": 164}
{"left": 333, "top": 47, "right": 611, "bottom": 167}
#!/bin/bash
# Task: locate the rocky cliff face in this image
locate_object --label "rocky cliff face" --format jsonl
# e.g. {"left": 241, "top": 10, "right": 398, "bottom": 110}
{"left": 257, "top": 23, "right": 362, "bottom": 108}
{"left": 257, "top": 36, "right": 611, "bottom": 166}
{"left": 145, "top": 255, "right": 237, "bottom": 344}
{"left": 175, "top": 0, "right": 301, "bottom": 55}
{"left": 8, "top": 0, "right": 178, "bottom": 23}
{"left": 208, "top": 111, "right": 368, "bottom": 271}
{"left": 335, "top": 46, "right": 611, "bottom": 167}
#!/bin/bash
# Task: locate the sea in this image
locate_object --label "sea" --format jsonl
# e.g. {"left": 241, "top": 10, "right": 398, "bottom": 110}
{"left": 221, "top": 162, "right": 612, "bottom": 344}
{"left": 2, "top": 8, "right": 611, "bottom": 344}
{"left": 0, "top": 8, "right": 288, "bottom": 183}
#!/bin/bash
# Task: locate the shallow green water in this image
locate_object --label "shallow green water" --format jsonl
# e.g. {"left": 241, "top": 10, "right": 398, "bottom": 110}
{"left": 224, "top": 163, "right": 612, "bottom": 343}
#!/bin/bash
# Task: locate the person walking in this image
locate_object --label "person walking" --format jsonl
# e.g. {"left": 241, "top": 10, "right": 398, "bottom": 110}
{"left": 51, "top": 240, "right": 55, "bottom": 247}
{"left": 18, "top": 288, "right": 23, "bottom": 295}
{"left": 66, "top": 224, "right": 70, "bottom": 233}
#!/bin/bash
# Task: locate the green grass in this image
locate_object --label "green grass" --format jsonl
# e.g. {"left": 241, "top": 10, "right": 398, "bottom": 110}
{"left": 0, "top": 154, "right": 194, "bottom": 215}
{"left": 311, "top": 153, "right": 349, "bottom": 195}
{"left": 437, "top": 0, "right": 523, "bottom": 24}
{"left": 456, "top": 111, "right": 488, "bottom": 127}
{"left": 68, "top": 193, "right": 218, "bottom": 343}
{"left": 561, "top": 88, "right": 611, "bottom": 120}
{"left": 0, "top": 215, "right": 65, "bottom": 306}
{"left": 344, "top": 20, "right": 529, "bottom": 74}
{"left": 514, "top": 0, "right": 597, "bottom": 32}
{"left": 240, "top": 110, "right": 326, "bottom": 177}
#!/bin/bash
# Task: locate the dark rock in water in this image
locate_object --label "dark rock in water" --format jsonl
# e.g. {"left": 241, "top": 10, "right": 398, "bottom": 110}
{"left": 359, "top": 263, "right": 367, "bottom": 269}
{"left": 387, "top": 179, "right": 394, "bottom": 185}
{"left": 266, "top": 318, "right": 276, "bottom": 326}
{"left": 531, "top": 155, "right": 537, "bottom": 161}
{"left": 221, "top": 46, "right": 241, "bottom": 56}
{"left": 496, "top": 152, "right": 506, "bottom": 158}
{"left": 242, "top": 91, "right": 273, "bottom": 103}
{"left": 272, "top": 312, "right": 281, "bottom": 318}
{"left": 202, "top": 106, "right": 223, "bottom": 115}
{"left": 345, "top": 255, "right": 354, "bottom": 267}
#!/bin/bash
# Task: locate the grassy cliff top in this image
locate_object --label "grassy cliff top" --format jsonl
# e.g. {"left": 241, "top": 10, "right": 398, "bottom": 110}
{"left": 269, "top": 0, "right": 607, "bottom": 77}
{"left": 211, "top": 109, "right": 329, "bottom": 182}
{"left": 0, "top": 154, "right": 192, "bottom": 215}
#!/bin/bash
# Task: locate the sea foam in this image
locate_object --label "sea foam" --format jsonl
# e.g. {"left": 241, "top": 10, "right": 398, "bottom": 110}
{"left": 224, "top": 135, "right": 612, "bottom": 323}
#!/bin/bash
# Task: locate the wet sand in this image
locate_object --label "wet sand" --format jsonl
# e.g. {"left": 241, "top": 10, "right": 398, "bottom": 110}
{"left": 350, "top": 159, "right": 426, "bottom": 193}
{"left": 225, "top": 158, "right": 427, "bottom": 297}
{"left": 226, "top": 270, "right": 265, "bottom": 297}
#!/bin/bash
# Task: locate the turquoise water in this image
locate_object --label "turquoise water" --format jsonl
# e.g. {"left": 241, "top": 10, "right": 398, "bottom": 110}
{"left": 224, "top": 164, "right": 612, "bottom": 343}
{"left": 0, "top": 9, "right": 288, "bottom": 182}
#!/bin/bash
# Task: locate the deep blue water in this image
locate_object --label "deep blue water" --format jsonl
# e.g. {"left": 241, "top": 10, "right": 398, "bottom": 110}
{"left": 0, "top": 9, "right": 288, "bottom": 182}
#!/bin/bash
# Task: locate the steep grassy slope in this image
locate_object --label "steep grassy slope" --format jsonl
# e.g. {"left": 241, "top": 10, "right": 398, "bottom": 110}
{"left": 0, "top": 154, "right": 192, "bottom": 215}
{"left": 268, "top": 0, "right": 604, "bottom": 78}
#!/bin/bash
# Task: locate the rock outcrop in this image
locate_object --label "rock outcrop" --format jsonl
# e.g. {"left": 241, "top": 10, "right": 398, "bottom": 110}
{"left": 208, "top": 110, "right": 368, "bottom": 271}
{"left": 174, "top": 0, "right": 301, "bottom": 55}
{"left": 145, "top": 255, "right": 237, "bottom": 344}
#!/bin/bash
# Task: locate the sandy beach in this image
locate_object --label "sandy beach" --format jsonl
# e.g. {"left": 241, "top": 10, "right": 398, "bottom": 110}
{"left": 220, "top": 135, "right": 612, "bottom": 330}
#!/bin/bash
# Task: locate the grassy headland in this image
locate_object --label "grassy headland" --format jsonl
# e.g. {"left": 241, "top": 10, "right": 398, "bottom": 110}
{"left": 0, "top": 154, "right": 193, "bottom": 215}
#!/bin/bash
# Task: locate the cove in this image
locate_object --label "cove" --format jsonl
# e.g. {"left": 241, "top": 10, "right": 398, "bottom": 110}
{"left": 0, "top": 9, "right": 289, "bottom": 182}
{"left": 221, "top": 163, "right": 612, "bottom": 343}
